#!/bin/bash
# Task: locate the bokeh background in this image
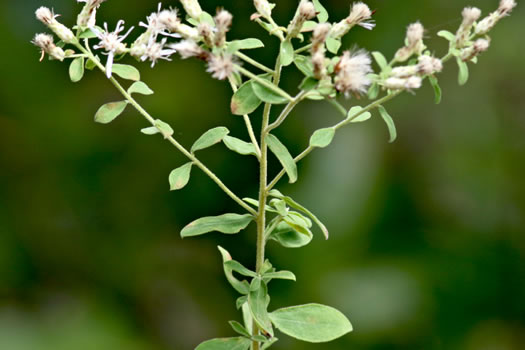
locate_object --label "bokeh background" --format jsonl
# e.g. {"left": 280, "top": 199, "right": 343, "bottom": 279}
{"left": 1, "top": 0, "right": 524, "bottom": 349}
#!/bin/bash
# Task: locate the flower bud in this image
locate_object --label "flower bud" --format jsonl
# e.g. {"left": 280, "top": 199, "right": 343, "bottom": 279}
{"left": 158, "top": 9, "right": 180, "bottom": 33}
{"left": 198, "top": 22, "right": 215, "bottom": 47}
{"left": 32, "top": 33, "right": 66, "bottom": 61}
{"left": 312, "top": 51, "right": 327, "bottom": 79}
{"left": 461, "top": 38, "right": 490, "bottom": 61}
{"left": 180, "top": 0, "right": 202, "bottom": 20}
{"left": 312, "top": 23, "right": 331, "bottom": 53}
{"left": 214, "top": 9, "right": 233, "bottom": 47}
{"left": 175, "top": 23, "right": 200, "bottom": 40}
{"left": 391, "top": 65, "right": 418, "bottom": 78}
{"left": 417, "top": 55, "right": 442, "bottom": 75}
{"left": 171, "top": 40, "right": 207, "bottom": 59}
{"left": 35, "top": 7, "right": 76, "bottom": 44}
{"left": 455, "top": 7, "right": 481, "bottom": 47}
{"left": 476, "top": 0, "right": 516, "bottom": 35}
{"left": 77, "top": 0, "right": 106, "bottom": 29}
{"left": 394, "top": 22, "right": 425, "bottom": 62}
{"left": 384, "top": 76, "right": 422, "bottom": 90}
{"left": 288, "top": 1, "right": 316, "bottom": 38}
{"left": 347, "top": 2, "right": 375, "bottom": 30}
{"left": 254, "top": 0, "right": 275, "bottom": 19}
{"left": 498, "top": 0, "right": 517, "bottom": 16}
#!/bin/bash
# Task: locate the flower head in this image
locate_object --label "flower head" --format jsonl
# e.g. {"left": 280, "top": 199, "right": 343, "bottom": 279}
{"left": 394, "top": 22, "right": 425, "bottom": 62}
{"left": 170, "top": 40, "right": 207, "bottom": 59}
{"left": 207, "top": 54, "right": 236, "bottom": 80}
{"left": 32, "top": 33, "right": 66, "bottom": 61}
{"left": 141, "top": 38, "right": 177, "bottom": 67}
{"left": 35, "top": 6, "right": 76, "bottom": 43}
{"left": 77, "top": 0, "right": 107, "bottom": 29}
{"left": 92, "top": 20, "right": 134, "bottom": 78}
{"left": 347, "top": 2, "right": 375, "bottom": 30}
{"left": 334, "top": 50, "right": 372, "bottom": 97}
{"left": 254, "top": 0, "right": 275, "bottom": 19}
{"left": 214, "top": 9, "right": 233, "bottom": 47}
{"left": 288, "top": 1, "right": 316, "bottom": 38}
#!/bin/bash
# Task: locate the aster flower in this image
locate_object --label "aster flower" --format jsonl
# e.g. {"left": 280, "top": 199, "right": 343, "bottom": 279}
{"left": 91, "top": 20, "right": 134, "bottom": 78}
{"left": 334, "top": 50, "right": 372, "bottom": 97}
{"left": 32, "top": 33, "right": 66, "bottom": 61}
{"left": 207, "top": 54, "right": 236, "bottom": 80}
{"left": 141, "top": 38, "right": 177, "bottom": 67}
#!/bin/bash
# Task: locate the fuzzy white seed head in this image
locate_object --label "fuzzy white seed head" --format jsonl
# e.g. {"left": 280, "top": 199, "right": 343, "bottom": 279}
{"left": 312, "top": 22, "right": 331, "bottom": 53}
{"left": 462, "top": 7, "right": 482, "bottom": 25}
{"left": 32, "top": 33, "right": 66, "bottom": 61}
{"left": 254, "top": 0, "right": 275, "bottom": 19}
{"left": 406, "top": 76, "right": 422, "bottom": 89}
{"left": 347, "top": 2, "right": 375, "bottom": 30}
{"left": 384, "top": 76, "right": 421, "bottom": 90}
{"left": 158, "top": 9, "right": 180, "bottom": 33}
{"left": 334, "top": 50, "right": 372, "bottom": 97}
{"left": 406, "top": 22, "right": 424, "bottom": 46}
{"left": 198, "top": 22, "right": 215, "bottom": 47}
{"left": 474, "top": 38, "right": 490, "bottom": 52}
{"left": 207, "top": 54, "right": 236, "bottom": 80}
{"left": 299, "top": 1, "right": 316, "bottom": 19}
{"left": 391, "top": 65, "right": 418, "bottom": 78}
{"left": 214, "top": 9, "right": 233, "bottom": 47}
{"left": 417, "top": 55, "right": 442, "bottom": 75}
{"left": 35, "top": 7, "right": 54, "bottom": 24}
{"left": 171, "top": 40, "right": 205, "bottom": 59}
{"left": 499, "top": 0, "right": 517, "bottom": 15}
{"left": 180, "top": 0, "right": 203, "bottom": 19}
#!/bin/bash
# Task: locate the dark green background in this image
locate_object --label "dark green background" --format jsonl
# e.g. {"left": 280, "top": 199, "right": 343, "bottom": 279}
{"left": 1, "top": 0, "right": 524, "bottom": 349}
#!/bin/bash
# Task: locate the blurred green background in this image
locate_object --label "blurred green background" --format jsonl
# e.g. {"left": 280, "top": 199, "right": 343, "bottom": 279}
{"left": 1, "top": 0, "right": 524, "bottom": 349}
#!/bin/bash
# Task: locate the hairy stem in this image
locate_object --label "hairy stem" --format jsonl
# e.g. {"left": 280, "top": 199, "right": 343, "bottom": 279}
{"left": 75, "top": 43, "right": 257, "bottom": 217}
{"left": 266, "top": 90, "right": 308, "bottom": 132}
{"left": 235, "top": 51, "right": 275, "bottom": 75}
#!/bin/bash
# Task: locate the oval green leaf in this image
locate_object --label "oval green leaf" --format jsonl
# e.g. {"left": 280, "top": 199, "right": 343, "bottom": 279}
{"left": 371, "top": 51, "right": 388, "bottom": 71}
{"left": 231, "top": 81, "right": 262, "bottom": 115}
{"left": 348, "top": 106, "right": 372, "bottom": 123}
{"left": 313, "top": 0, "right": 329, "bottom": 22}
{"left": 269, "top": 222, "right": 313, "bottom": 248}
{"left": 69, "top": 57, "right": 85, "bottom": 83}
{"left": 428, "top": 75, "right": 442, "bottom": 104}
{"left": 128, "top": 81, "right": 154, "bottom": 95}
{"left": 269, "top": 303, "right": 352, "bottom": 343}
{"left": 248, "top": 279, "right": 274, "bottom": 337}
{"left": 378, "top": 105, "right": 397, "bottom": 143}
{"left": 191, "top": 127, "right": 230, "bottom": 153}
{"left": 169, "top": 162, "right": 192, "bottom": 191}
{"left": 266, "top": 134, "right": 297, "bottom": 183}
{"left": 227, "top": 38, "right": 265, "bottom": 53}
{"left": 228, "top": 321, "right": 251, "bottom": 338}
{"left": 310, "top": 127, "right": 335, "bottom": 148}
{"left": 181, "top": 213, "right": 253, "bottom": 238}
{"left": 195, "top": 337, "right": 251, "bottom": 350}
{"left": 154, "top": 119, "right": 174, "bottom": 139}
{"left": 457, "top": 58, "right": 469, "bottom": 86}
{"left": 223, "top": 136, "right": 258, "bottom": 157}
{"left": 112, "top": 64, "right": 140, "bottom": 81}
{"left": 326, "top": 37, "right": 341, "bottom": 54}
{"left": 263, "top": 270, "right": 296, "bottom": 281}
{"left": 437, "top": 30, "right": 456, "bottom": 42}
{"left": 94, "top": 101, "right": 128, "bottom": 124}
{"left": 252, "top": 79, "right": 289, "bottom": 105}
{"left": 280, "top": 40, "right": 294, "bottom": 67}
{"left": 218, "top": 246, "right": 250, "bottom": 295}
{"left": 294, "top": 55, "right": 314, "bottom": 77}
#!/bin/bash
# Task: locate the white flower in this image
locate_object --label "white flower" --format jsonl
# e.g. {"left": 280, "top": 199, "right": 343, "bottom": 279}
{"left": 347, "top": 2, "right": 375, "bottom": 30}
{"left": 498, "top": 0, "right": 517, "bottom": 16}
{"left": 91, "top": 20, "right": 134, "bottom": 78}
{"left": 334, "top": 50, "right": 372, "bottom": 97}
{"left": 207, "top": 54, "right": 236, "bottom": 80}
{"left": 140, "top": 3, "right": 180, "bottom": 39}
{"left": 32, "top": 33, "right": 66, "bottom": 61}
{"left": 141, "top": 38, "right": 177, "bottom": 67}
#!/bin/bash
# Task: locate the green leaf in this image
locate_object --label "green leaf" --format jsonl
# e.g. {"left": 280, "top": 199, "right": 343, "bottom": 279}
{"left": 223, "top": 136, "right": 258, "bottom": 157}
{"left": 261, "top": 338, "right": 279, "bottom": 350}
{"left": 371, "top": 51, "right": 388, "bottom": 71}
{"left": 169, "top": 162, "right": 192, "bottom": 191}
{"left": 218, "top": 246, "right": 250, "bottom": 295}
{"left": 236, "top": 296, "right": 247, "bottom": 310}
{"left": 85, "top": 56, "right": 98, "bottom": 70}
{"left": 242, "top": 303, "right": 253, "bottom": 334}
{"left": 269, "top": 189, "right": 329, "bottom": 239}
{"left": 78, "top": 26, "right": 103, "bottom": 39}
{"left": 348, "top": 106, "right": 372, "bottom": 123}
{"left": 294, "top": 55, "right": 314, "bottom": 77}
{"left": 229, "top": 321, "right": 251, "bottom": 338}
{"left": 227, "top": 39, "right": 265, "bottom": 53}
{"left": 181, "top": 214, "right": 253, "bottom": 238}
{"left": 301, "top": 21, "right": 318, "bottom": 32}
{"left": 299, "top": 77, "right": 318, "bottom": 91}
{"left": 280, "top": 40, "right": 294, "bottom": 67}
{"left": 378, "top": 105, "right": 397, "bottom": 143}
{"left": 457, "top": 58, "right": 469, "bottom": 86}
{"left": 141, "top": 126, "right": 160, "bottom": 135}
{"left": 231, "top": 81, "right": 262, "bottom": 115}
{"left": 269, "top": 304, "right": 352, "bottom": 343}
{"left": 282, "top": 214, "right": 312, "bottom": 237}
{"left": 367, "top": 82, "right": 379, "bottom": 99}
{"left": 252, "top": 77, "right": 289, "bottom": 105}
{"left": 309, "top": 127, "right": 335, "bottom": 149}
{"left": 263, "top": 271, "right": 296, "bottom": 282}
{"left": 312, "top": 0, "right": 329, "bottom": 22}
{"left": 195, "top": 337, "right": 251, "bottom": 350}
{"left": 428, "top": 75, "right": 442, "bottom": 104}
{"left": 94, "top": 101, "right": 128, "bottom": 124}
{"left": 69, "top": 57, "right": 85, "bottom": 83}
{"left": 111, "top": 64, "right": 140, "bottom": 81}
{"left": 437, "top": 30, "right": 456, "bottom": 42}
{"left": 248, "top": 279, "right": 274, "bottom": 337}
{"left": 154, "top": 119, "right": 174, "bottom": 139}
{"left": 191, "top": 127, "right": 230, "bottom": 153}
{"left": 266, "top": 134, "right": 297, "bottom": 183}
{"left": 128, "top": 81, "right": 154, "bottom": 95}
{"left": 224, "top": 260, "right": 257, "bottom": 278}
{"left": 326, "top": 37, "right": 341, "bottom": 54}
{"left": 269, "top": 222, "right": 313, "bottom": 248}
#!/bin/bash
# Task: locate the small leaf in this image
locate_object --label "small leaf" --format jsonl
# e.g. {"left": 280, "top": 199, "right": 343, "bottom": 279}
{"left": 223, "top": 136, "right": 258, "bottom": 157}
{"left": 269, "top": 222, "right": 313, "bottom": 248}
{"left": 294, "top": 55, "right": 314, "bottom": 77}
{"left": 310, "top": 127, "right": 335, "bottom": 149}
{"left": 181, "top": 214, "right": 253, "bottom": 238}
{"left": 437, "top": 30, "right": 456, "bottom": 42}
{"left": 218, "top": 246, "right": 250, "bottom": 295}
{"left": 169, "top": 162, "right": 192, "bottom": 191}
{"left": 195, "top": 337, "right": 251, "bottom": 350}
{"left": 269, "top": 304, "right": 352, "bottom": 343}
{"left": 301, "top": 21, "right": 318, "bottom": 32}
{"left": 367, "top": 82, "right": 379, "bottom": 99}
{"left": 242, "top": 303, "right": 253, "bottom": 334}
{"left": 231, "top": 81, "right": 262, "bottom": 115}
{"left": 326, "top": 37, "right": 341, "bottom": 54}
{"left": 457, "top": 57, "right": 469, "bottom": 86}
{"left": 299, "top": 76, "right": 318, "bottom": 91}
{"left": 85, "top": 57, "right": 98, "bottom": 70}
{"left": 248, "top": 279, "right": 274, "bottom": 337}
{"left": 227, "top": 38, "right": 265, "bottom": 53}
{"left": 128, "top": 81, "right": 154, "bottom": 95}
{"left": 69, "top": 57, "right": 85, "bottom": 83}
{"left": 261, "top": 338, "right": 279, "bottom": 350}
{"left": 141, "top": 126, "right": 159, "bottom": 135}
{"left": 191, "top": 127, "right": 230, "bottom": 153}
{"left": 155, "top": 119, "right": 174, "bottom": 139}
{"left": 112, "top": 64, "right": 140, "bottom": 81}
{"left": 236, "top": 296, "right": 247, "bottom": 310}
{"left": 78, "top": 26, "right": 103, "bottom": 39}
{"left": 94, "top": 101, "right": 128, "bottom": 124}
{"left": 229, "top": 321, "right": 251, "bottom": 338}
{"left": 266, "top": 134, "right": 297, "bottom": 183}
{"left": 224, "top": 260, "right": 257, "bottom": 278}
{"left": 313, "top": 0, "right": 329, "bottom": 22}
{"left": 378, "top": 105, "right": 397, "bottom": 143}
{"left": 280, "top": 40, "right": 294, "bottom": 67}
{"left": 264, "top": 271, "right": 296, "bottom": 281}
{"left": 428, "top": 75, "right": 442, "bottom": 104}
{"left": 252, "top": 77, "right": 289, "bottom": 105}
{"left": 348, "top": 106, "right": 372, "bottom": 123}
{"left": 371, "top": 51, "right": 388, "bottom": 71}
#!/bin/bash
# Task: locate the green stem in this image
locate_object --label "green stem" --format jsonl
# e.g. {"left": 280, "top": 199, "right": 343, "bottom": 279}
{"left": 236, "top": 65, "right": 294, "bottom": 102}
{"left": 75, "top": 43, "right": 257, "bottom": 217}
{"left": 266, "top": 90, "right": 308, "bottom": 132}
{"left": 234, "top": 51, "right": 275, "bottom": 75}
{"left": 327, "top": 99, "right": 348, "bottom": 117}
{"left": 295, "top": 43, "right": 312, "bottom": 54}
{"left": 266, "top": 92, "right": 401, "bottom": 192}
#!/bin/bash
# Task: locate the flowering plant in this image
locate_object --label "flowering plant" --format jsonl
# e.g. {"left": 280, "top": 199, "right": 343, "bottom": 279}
{"left": 32, "top": 0, "right": 516, "bottom": 349}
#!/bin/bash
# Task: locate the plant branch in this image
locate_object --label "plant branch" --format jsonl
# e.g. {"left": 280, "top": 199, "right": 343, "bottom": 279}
{"left": 266, "top": 90, "right": 308, "bottom": 132}
{"left": 234, "top": 51, "right": 275, "bottom": 75}
{"left": 236, "top": 65, "right": 294, "bottom": 102}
